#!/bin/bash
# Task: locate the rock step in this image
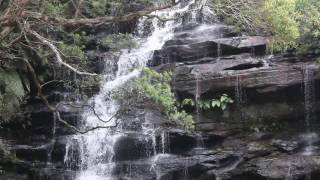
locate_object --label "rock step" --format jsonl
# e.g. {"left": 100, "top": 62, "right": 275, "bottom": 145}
{"left": 174, "top": 60, "right": 320, "bottom": 96}
{"left": 149, "top": 36, "right": 266, "bottom": 67}
{"left": 165, "top": 23, "right": 237, "bottom": 47}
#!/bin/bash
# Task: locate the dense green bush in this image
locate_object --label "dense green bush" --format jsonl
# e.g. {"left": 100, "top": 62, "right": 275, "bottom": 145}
{"left": 182, "top": 94, "right": 234, "bottom": 111}
{"left": 0, "top": 69, "right": 26, "bottom": 122}
{"left": 210, "top": 0, "right": 320, "bottom": 54}
{"left": 113, "top": 68, "right": 194, "bottom": 130}
{"left": 132, "top": 68, "right": 194, "bottom": 130}
{"left": 296, "top": 0, "right": 320, "bottom": 55}
{"left": 264, "top": 0, "right": 300, "bottom": 51}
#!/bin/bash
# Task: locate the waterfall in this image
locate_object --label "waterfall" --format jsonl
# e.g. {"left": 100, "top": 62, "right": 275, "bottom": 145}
{"left": 304, "top": 65, "right": 315, "bottom": 128}
{"left": 302, "top": 64, "right": 317, "bottom": 156}
{"left": 195, "top": 71, "right": 201, "bottom": 114}
{"left": 235, "top": 75, "right": 247, "bottom": 121}
{"left": 63, "top": 0, "right": 209, "bottom": 179}
{"left": 217, "top": 43, "right": 221, "bottom": 60}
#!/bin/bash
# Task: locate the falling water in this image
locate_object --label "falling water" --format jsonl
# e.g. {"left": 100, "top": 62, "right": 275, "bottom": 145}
{"left": 63, "top": 1, "right": 205, "bottom": 179}
{"left": 217, "top": 43, "right": 221, "bottom": 60}
{"left": 235, "top": 75, "right": 247, "bottom": 121}
{"left": 304, "top": 65, "right": 315, "bottom": 127}
{"left": 195, "top": 71, "right": 201, "bottom": 114}
{"left": 302, "top": 65, "right": 316, "bottom": 156}
{"left": 161, "top": 131, "right": 169, "bottom": 154}
{"left": 151, "top": 130, "right": 157, "bottom": 155}
{"left": 285, "top": 163, "right": 292, "bottom": 180}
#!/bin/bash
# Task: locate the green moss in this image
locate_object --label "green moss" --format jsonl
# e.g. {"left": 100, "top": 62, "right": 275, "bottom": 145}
{"left": 0, "top": 68, "right": 26, "bottom": 122}
{"left": 264, "top": 0, "right": 300, "bottom": 51}
{"left": 103, "top": 33, "right": 137, "bottom": 51}
{"left": 41, "top": 1, "right": 68, "bottom": 17}
{"left": 131, "top": 68, "right": 194, "bottom": 130}
{"left": 0, "top": 146, "right": 17, "bottom": 163}
{"left": 58, "top": 43, "right": 86, "bottom": 61}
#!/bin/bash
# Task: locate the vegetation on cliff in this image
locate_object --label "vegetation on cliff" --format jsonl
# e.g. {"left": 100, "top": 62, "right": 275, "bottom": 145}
{"left": 1, "top": 0, "right": 319, "bottom": 132}
{"left": 210, "top": 0, "right": 320, "bottom": 54}
{"left": 113, "top": 68, "right": 194, "bottom": 130}
{"left": 0, "top": 0, "right": 173, "bottom": 128}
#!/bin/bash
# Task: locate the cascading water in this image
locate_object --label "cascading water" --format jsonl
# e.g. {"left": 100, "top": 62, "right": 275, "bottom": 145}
{"left": 304, "top": 65, "right": 315, "bottom": 127}
{"left": 302, "top": 64, "right": 318, "bottom": 156}
{"left": 235, "top": 74, "right": 247, "bottom": 121}
{"left": 64, "top": 0, "right": 209, "bottom": 179}
{"left": 194, "top": 71, "right": 201, "bottom": 117}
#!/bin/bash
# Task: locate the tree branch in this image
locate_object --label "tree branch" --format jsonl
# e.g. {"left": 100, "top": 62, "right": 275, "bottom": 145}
{"left": 22, "top": 58, "right": 118, "bottom": 134}
{"left": 23, "top": 3, "right": 176, "bottom": 27}
{"left": 25, "top": 26, "right": 98, "bottom": 76}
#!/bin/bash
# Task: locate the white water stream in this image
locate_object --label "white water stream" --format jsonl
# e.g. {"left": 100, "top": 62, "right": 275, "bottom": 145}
{"left": 63, "top": 0, "right": 211, "bottom": 179}
{"left": 302, "top": 64, "right": 317, "bottom": 156}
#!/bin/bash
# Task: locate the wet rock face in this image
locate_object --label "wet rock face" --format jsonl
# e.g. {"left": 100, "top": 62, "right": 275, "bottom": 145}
{"left": 256, "top": 155, "right": 320, "bottom": 179}
{"left": 173, "top": 59, "right": 320, "bottom": 97}
{"left": 113, "top": 134, "right": 154, "bottom": 161}
{"left": 149, "top": 23, "right": 266, "bottom": 67}
{"left": 271, "top": 139, "right": 301, "bottom": 153}
{"left": 1, "top": 3, "right": 320, "bottom": 180}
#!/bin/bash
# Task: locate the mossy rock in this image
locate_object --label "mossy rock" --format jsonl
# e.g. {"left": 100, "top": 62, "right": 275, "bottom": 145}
{"left": 0, "top": 68, "right": 28, "bottom": 122}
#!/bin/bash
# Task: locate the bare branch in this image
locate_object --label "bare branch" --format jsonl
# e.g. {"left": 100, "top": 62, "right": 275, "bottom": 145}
{"left": 22, "top": 58, "right": 118, "bottom": 134}
{"left": 56, "top": 102, "right": 120, "bottom": 124}
{"left": 55, "top": 111, "right": 119, "bottom": 134}
{"left": 25, "top": 26, "right": 98, "bottom": 76}
{"left": 40, "top": 80, "right": 65, "bottom": 89}
{"left": 74, "top": 0, "right": 84, "bottom": 18}
{"left": 21, "top": 3, "right": 176, "bottom": 28}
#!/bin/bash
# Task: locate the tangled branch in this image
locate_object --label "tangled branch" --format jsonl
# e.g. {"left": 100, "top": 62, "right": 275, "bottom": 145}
{"left": 25, "top": 26, "right": 98, "bottom": 76}
{"left": 23, "top": 58, "right": 119, "bottom": 134}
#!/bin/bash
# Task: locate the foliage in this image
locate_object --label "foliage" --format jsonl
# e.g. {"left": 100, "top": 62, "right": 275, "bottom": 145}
{"left": 103, "top": 33, "right": 137, "bottom": 51}
{"left": 124, "top": 68, "right": 194, "bottom": 130}
{"left": 210, "top": 0, "right": 320, "bottom": 53}
{"left": 296, "top": 0, "right": 320, "bottom": 55}
{"left": 79, "top": 0, "right": 167, "bottom": 17}
{"left": 264, "top": 0, "right": 300, "bottom": 51}
{"left": 249, "top": 119, "right": 285, "bottom": 133}
{"left": 0, "top": 68, "right": 26, "bottom": 122}
{"left": 58, "top": 43, "right": 86, "bottom": 60}
{"left": 210, "top": 0, "right": 266, "bottom": 34}
{"left": 182, "top": 94, "right": 234, "bottom": 111}
{"left": 40, "top": 0, "right": 68, "bottom": 17}
{"left": 210, "top": 0, "right": 299, "bottom": 51}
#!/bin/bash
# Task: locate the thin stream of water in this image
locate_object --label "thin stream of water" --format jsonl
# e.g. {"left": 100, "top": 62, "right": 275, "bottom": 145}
{"left": 302, "top": 65, "right": 317, "bottom": 156}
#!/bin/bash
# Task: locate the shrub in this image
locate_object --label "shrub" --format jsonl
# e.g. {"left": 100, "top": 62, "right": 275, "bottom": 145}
{"left": 113, "top": 68, "right": 194, "bottom": 130}
{"left": 264, "top": 0, "right": 300, "bottom": 51}
{"left": 182, "top": 94, "right": 234, "bottom": 111}
{"left": 132, "top": 68, "right": 194, "bottom": 130}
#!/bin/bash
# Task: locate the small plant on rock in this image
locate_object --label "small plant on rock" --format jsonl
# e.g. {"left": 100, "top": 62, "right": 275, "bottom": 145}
{"left": 182, "top": 94, "right": 234, "bottom": 111}
{"left": 113, "top": 68, "right": 194, "bottom": 130}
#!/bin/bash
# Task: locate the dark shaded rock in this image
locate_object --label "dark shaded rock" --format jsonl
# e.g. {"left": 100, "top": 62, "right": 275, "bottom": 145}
{"left": 113, "top": 159, "right": 156, "bottom": 180}
{"left": 52, "top": 137, "right": 68, "bottom": 164}
{"left": 255, "top": 155, "right": 320, "bottom": 179}
{"left": 167, "top": 24, "right": 236, "bottom": 46}
{"left": 174, "top": 59, "right": 320, "bottom": 97}
{"left": 245, "top": 142, "right": 273, "bottom": 160}
{"left": 28, "top": 166, "right": 76, "bottom": 180}
{"left": 113, "top": 133, "right": 153, "bottom": 161}
{"left": 149, "top": 35, "right": 266, "bottom": 67}
{"left": 153, "top": 150, "right": 241, "bottom": 180}
{"left": 0, "top": 173, "right": 29, "bottom": 180}
{"left": 11, "top": 144, "right": 52, "bottom": 162}
{"left": 196, "top": 120, "right": 241, "bottom": 137}
{"left": 167, "top": 129, "right": 197, "bottom": 154}
{"left": 215, "top": 36, "right": 266, "bottom": 55}
{"left": 151, "top": 41, "right": 219, "bottom": 66}
{"left": 271, "top": 139, "right": 300, "bottom": 153}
